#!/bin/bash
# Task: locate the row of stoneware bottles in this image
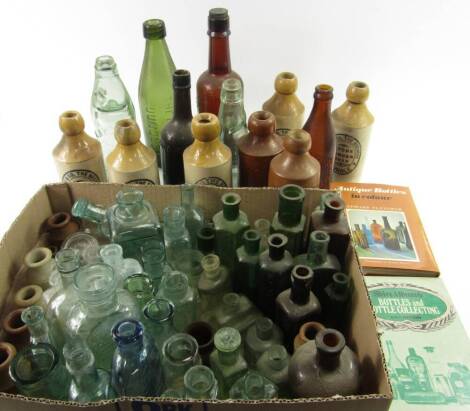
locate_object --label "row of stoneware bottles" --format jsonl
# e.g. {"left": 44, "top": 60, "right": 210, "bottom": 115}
{"left": 0, "top": 185, "right": 359, "bottom": 401}
{"left": 52, "top": 7, "right": 374, "bottom": 188}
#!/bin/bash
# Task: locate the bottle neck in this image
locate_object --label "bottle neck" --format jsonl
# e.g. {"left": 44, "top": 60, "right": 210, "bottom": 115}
{"left": 173, "top": 87, "right": 192, "bottom": 121}
{"left": 311, "top": 98, "right": 332, "bottom": 120}
{"left": 317, "top": 348, "right": 340, "bottom": 370}
{"left": 383, "top": 217, "right": 392, "bottom": 230}
{"left": 60, "top": 271, "right": 76, "bottom": 289}
{"left": 290, "top": 277, "right": 310, "bottom": 305}
{"left": 72, "top": 364, "right": 103, "bottom": 393}
{"left": 117, "top": 338, "right": 144, "bottom": 355}
{"left": 144, "top": 37, "right": 170, "bottom": 63}
{"left": 223, "top": 204, "right": 240, "bottom": 220}
{"left": 324, "top": 206, "right": 341, "bottom": 223}
{"left": 218, "top": 348, "right": 239, "bottom": 365}
{"left": 208, "top": 32, "right": 231, "bottom": 74}
{"left": 269, "top": 244, "right": 285, "bottom": 261}
{"left": 307, "top": 235, "right": 328, "bottom": 265}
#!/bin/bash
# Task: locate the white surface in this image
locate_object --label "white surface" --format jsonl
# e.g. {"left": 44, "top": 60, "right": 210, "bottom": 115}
{"left": 1, "top": 1, "right": 469, "bottom": 329}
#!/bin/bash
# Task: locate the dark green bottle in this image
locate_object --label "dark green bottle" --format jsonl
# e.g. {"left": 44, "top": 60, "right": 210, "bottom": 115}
{"left": 197, "top": 224, "right": 216, "bottom": 255}
{"left": 323, "top": 272, "right": 351, "bottom": 330}
{"left": 235, "top": 229, "right": 261, "bottom": 300}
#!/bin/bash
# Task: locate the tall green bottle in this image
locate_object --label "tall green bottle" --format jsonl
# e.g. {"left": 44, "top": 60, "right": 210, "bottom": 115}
{"left": 138, "top": 19, "right": 176, "bottom": 162}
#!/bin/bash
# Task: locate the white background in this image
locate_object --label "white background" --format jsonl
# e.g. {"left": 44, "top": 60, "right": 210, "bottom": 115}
{"left": 1, "top": 1, "right": 469, "bottom": 329}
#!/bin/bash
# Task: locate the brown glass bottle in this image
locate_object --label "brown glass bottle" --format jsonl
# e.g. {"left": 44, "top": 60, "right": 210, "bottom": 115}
{"left": 268, "top": 129, "right": 321, "bottom": 188}
{"left": 303, "top": 85, "right": 336, "bottom": 189}
{"left": 237, "top": 111, "right": 283, "bottom": 187}
{"left": 197, "top": 8, "right": 241, "bottom": 115}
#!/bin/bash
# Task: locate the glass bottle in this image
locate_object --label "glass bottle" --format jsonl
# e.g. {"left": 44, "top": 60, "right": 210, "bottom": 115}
{"left": 262, "top": 72, "right": 305, "bottom": 136}
{"left": 210, "top": 327, "right": 248, "bottom": 399}
{"left": 183, "top": 113, "right": 232, "bottom": 187}
{"left": 66, "top": 263, "right": 141, "bottom": 371}
{"left": 229, "top": 370, "right": 277, "bottom": 400}
{"left": 162, "top": 333, "right": 201, "bottom": 389}
{"left": 184, "top": 365, "right": 218, "bottom": 399}
{"left": 70, "top": 200, "right": 108, "bottom": 239}
{"left": 156, "top": 271, "right": 198, "bottom": 331}
{"left": 197, "top": 225, "right": 216, "bottom": 255}
{"left": 163, "top": 205, "right": 191, "bottom": 268}
{"left": 256, "top": 233, "right": 294, "bottom": 319}
{"left": 9, "top": 343, "right": 70, "bottom": 400}
{"left": 245, "top": 317, "right": 283, "bottom": 367}
{"left": 406, "top": 348, "right": 433, "bottom": 392}
{"left": 238, "top": 110, "right": 284, "bottom": 187}
{"left": 197, "top": 8, "right": 241, "bottom": 115}
{"left": 171, "top": 249, "right": 204, "bottom": 289}
{"left": 235, "top": 229, "right": 261, "bottom": 300}
{"left": 382, "top": 216, "right": 401, "bottom": 251}
{"left": 160, "top": 69, "right": 194, "bottom": 184}
{"left": 180, "top": 185, "right": 204, "bottom": 248}
{"left": 254, "top": 218, "right": 271, "bottom": 253}
{"left": 256, "top": 344, "right": 290, "bottom": 397}
{"left": 100, "top": 243, "right": 143, "bottom": 287}
{"left": 332, "top": 81, "right": 374, "bottom": 182}
{"left": 323, "top": 272, "right": 352, "bottom": 330}
{"left": 123, "top": 273, "right": 154, "bottom": 309}
{"left": 107, "top": 118, "right": 159, "bottom": 184}
{"left": 90, "top": 55, "right": 136, "bottom": 159}
{"left": 141, "top": 241, "right": 168, "bottom": 288}
{"left": 212, "top": 192, "right": 250, "bottom": 272}
{"left": 185, "top": 321, "right": 214, "bottom": 367}
{"left": 310, "top": 196, "right": 350, "bottom": 266}
{"left": 63, "top": 338, "right": 114, "bottom": 402}
{"left": 63, "top": 231, "right": 102, "bottom": 265}
{"left": 271, "top": 184, "right": 306, "bottom": 255}
{"left": 111, "top": 319, "right": 163, "bottom": 396}
{"left": 142, "top": 298, "right": 176, "bottom": 352}
{"left": 218, "top": 78, "right": 248, "bottom": 186}
{"left": 268, "top": 129, "right": 321, "bottom": 188}
{"left": 275, "top": 265, "right": 321, "bottom": 352}
{"left": 21, "top": 305, "right": 56, "bottom": 346}
{"left": 303, "top": 84, "right": 336, "bottom": 189}
{"left": 293, "top": 321, "right": 325, "bottom": 351}
{"left": 370, "top": 219, "right": 383, "bottom": 243}
{"left": 214, "top": 293, "right": 261, "bottom": 333}
{"left": 53, "top": 110, "right": 106, "bottom": 182}
{"left": 138, "top": 18, "right": 176, "bottom": 162}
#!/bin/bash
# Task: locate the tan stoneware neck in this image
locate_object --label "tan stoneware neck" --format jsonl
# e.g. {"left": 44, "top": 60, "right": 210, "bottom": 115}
{"left": 192, "top": 113, "right": 220, "bottom": 142}
{"left": 274, "top": 72, "right": 298, "bottom": 95}
{"left": 115, "top": 119, "right": 141, "bottom": 145}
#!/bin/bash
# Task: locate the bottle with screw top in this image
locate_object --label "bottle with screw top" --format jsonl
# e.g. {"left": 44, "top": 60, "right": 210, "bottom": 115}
{"left": 53, "top": 110, "right": 106, "bottom": 182}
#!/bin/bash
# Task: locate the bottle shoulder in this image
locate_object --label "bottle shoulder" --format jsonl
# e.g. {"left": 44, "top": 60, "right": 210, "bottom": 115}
{"left": 183, "top": 140, "right": 232, "bottom": 168}
{"left": 53, "top": 134, "right": 103, "bottom": 163}
{"left": 107, "top": 143, "right": 156, "bottom": 172}
{"left": 259, "top": 252, "right": 294, "bottom": 273}
{"left": 332, "top": 101, "right": 374, "bottom": 129}
{"left": 270, "top": 152, "right": 321, "bottom": 179}
{"left": 263, "top": 93, "right": 305, "bottom": 117}
{"left": 237, "top": 133, "right": 284, "bottom": 157}
{"left": 213, "top": 211, "right": 250, "bottom": 231}
{"left": 160, "top": 119, "right": 193, "bottom": 145}
{"left": 276, "top": 291, "right": 321, "bottom": 318}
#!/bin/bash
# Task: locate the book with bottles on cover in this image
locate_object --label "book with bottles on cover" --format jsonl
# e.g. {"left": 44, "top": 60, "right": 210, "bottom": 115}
{"left": 330, "top": 182, "right": 439, "bottom": 276}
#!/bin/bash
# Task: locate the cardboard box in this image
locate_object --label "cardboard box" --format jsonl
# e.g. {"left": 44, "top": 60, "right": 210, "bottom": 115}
{"left": 0, "top": 183, "right": 392, "bottom": 411}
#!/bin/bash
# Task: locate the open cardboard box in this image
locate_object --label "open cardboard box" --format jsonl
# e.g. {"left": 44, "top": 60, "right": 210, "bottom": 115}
{"left": 0, "top": 183, "right": 392, "bottom": 411}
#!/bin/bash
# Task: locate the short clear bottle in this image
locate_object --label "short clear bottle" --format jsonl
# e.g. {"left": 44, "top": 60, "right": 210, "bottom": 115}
{"left": 181, "top": 185, "right": 204, "bottom": 248}
{"left": 123, "top": 273, "right": 155, "bottom": 309}
{"left": 163, "top": 206, "right": 192, "bottom": 269}
{"left": 184, "top": 365, "right": 218, "bottom": 399}
{"left": 256, "top": 345, "right": 290, "bottom": 397}
{"left": 235, "top": 229, "right": 261, "bottom": 300}
{"left": 143, "top": 298, "right": 176, "bottom": 352}
{"left": 245, "top": 317, "right": 283, "bottom": 367}
{"left": 21, "top": 305, "right": 57, "bottom": 347}
{"left": 214, "top": 292, "right": 261, "bottom": 334}
{"left": 229, "top": 370, "right": 278, "bottom": 400}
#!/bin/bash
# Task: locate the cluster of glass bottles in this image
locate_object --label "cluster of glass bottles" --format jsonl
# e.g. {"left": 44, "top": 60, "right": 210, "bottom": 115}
{"left": 2, "top": 184, "right": 358, "bottom": 401}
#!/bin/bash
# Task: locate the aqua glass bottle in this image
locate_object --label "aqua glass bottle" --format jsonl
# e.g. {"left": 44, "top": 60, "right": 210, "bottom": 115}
{"left": 229, "top": 370, "right": 278, "bottom": 400}
{"left": 235, "top": 229, "right": 261, "bottom": 300}
{"left": 100, "top": 243, "right": 143, "bottom": 287}
{"left": 212, "top": 193, "right": 250, "bottom": 272}
{"left": 9, "top": 343, "right": 71, "bottom": 400}
{"left": 21, "top": 305, "right": 57, "bottom": 347}
{"left": 181, "top": 185, "right": 204, "bottom": 248}
{"left": 210, "top": 327, "right": 248, "bottom": 399}
{"left": 256, "top": 345, "right": 290, "bottom": 397}
{"left": 162, "top": 333, "right": 201, "bottom": 390}
{"left": 66, "top": 263, "right": 141, "bottom": 371}
{"left": 163, "top": 205, "right": 191, "bottom": 268}
{"left": 254, "top": 218, "right": 271, "bottom": 253}
{"left": 184, "top": 365, "right": 218, "bottom": 399}
{"left": 244, "top": 317, "right": 283, "bottom": 367}
{"left": 197, "top": 224, "right": 216, "bottom": 255}
{"left": 143, "top": 298, "right": 176, "bottom": 352}
{"left": 123, "top": 273, "right": 155, "bottom": 309}
{"left": 214, "top": 293, "right": 262, "bottom": 334}
{"left": 71, "top": 199, "right": 110, "bottom": 239}
{"left": 171, "top": 249, "right": 204, "bottom": 289}
{"left": 218, "top": 78, "right": 248, "bottom": 187}
{"left": 63, "top": 338, "right": 114, "bottom": 402}
{"left": 141, "top": 241, "right": 169, "bottom": 289}
{"left": 271, "top": 184, "right": 306, "bottom": 255}
{"left": 90, "top": 55, "right": 136, "bottom": 159}
{"left": 139, "top": 19, "right": 176, "bottom": 162}
{"left": 156, "top": 271, "right": 199, "bottom": 331}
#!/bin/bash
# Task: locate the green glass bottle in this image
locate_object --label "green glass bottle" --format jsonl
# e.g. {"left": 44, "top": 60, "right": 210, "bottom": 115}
{"left": 271, "top": 184, "right": 306, "bottom": 255}
{"left": 184, "top": 365, "right": 219, "bottom": 399}
{"left": 323, "top": 272, "right": 351, "bottom": 330}
{"left": 214, "top": 292, "right": 262, "bottom": 334}
{"left": 142, "top": 298, "right": 176, "bottom": 353}
{"left": 141, "top": 241, "right": 169, "bottom": 289}
{"left": 162, "top": 205, "right": 191, "bottom": 269}
{"left": 181, "top": 185, "right": 204, "bottom": 248}
{"left": 245, "top": 317, "right": 283, "bottom": 367}
{"left": 229, "top": 370, "right": 278, "bottom": 400}
{"left": 213, "top": 193, "right": 250, "bottom": 273}
{"left": 254, "top": 218, "right": 271, "bottom": 253}
{"left": 210, "top": 327, "right": 248, "bottom": 399}
{"left": 235, "top": 229, "right": 261, "bottom": 300}
{"left": 256, "top": 345, "right": 290, "bottom": 398}
{"left": 138, "top": 19, "right": 176, "bottom": 162}
{"left": 197, "top": 224, "right": 216, "bottom": 255}
{"left": 123, "top": 273, "right": 155, "bottom": 309}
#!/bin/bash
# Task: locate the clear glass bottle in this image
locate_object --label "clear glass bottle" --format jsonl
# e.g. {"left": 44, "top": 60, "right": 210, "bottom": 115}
{"left": 218, "top": 78, "right": 248, "bottom": 187}
{"left": 254, "top": 218, "right": 271, "bottom": 253}
{"left": 171, "top": 249, "right": 204, "bottom": 289}
{"left": 66, "top": 263, "right": 141, "bottom": 371}
{"left": 212, "top": 192, "right": 250, "bottom": 272}
{"left": 163, "top": 205, "right": 191, "bottom": 268}
{"left": 63, "top": 338, "right": 114, "bottom": 402}
{"left": 184, "top": 365, "right": 218, "bottom": 399}
{"left": 235, "top": 229, "right": 261, "bottom": 300}
{"left": 197, "top": 224, "right": 216, "bottom": 255}
{"left": 123, "top": 273, "right": 155, "bottom": 309}
{"left": 100, "top": 243, "right": 143, "bottom": 287}
{"left": 91, "top": 55, "right": 136, "bottom": 159}
{"left": 143, "top": 298, "right": 176, "bottom": 352}
{"left": 256, "top": 344, "right": 290, "bottom": 397}
{"left": 21, "top": 305, "right": 57, "bottom": 347}
{"left": 210, "top": 327, "right": 248, "bottom": 399}
{"left": 229, "top": 370, "right": 278, "bottom": 400}
{"left": 214, "top": 293, "right": 261, "bottom": 334}
{"left": 245, "top": 317, "right": 283, "bottom": 367}
{"left": 181, "top": 184, "right": 204, "bottom": 248}
{"left": 141, "top": 241, "right": 169, "bottom": 289}
{"left": 62, "top": 232, "right": 102, "bottom": 265}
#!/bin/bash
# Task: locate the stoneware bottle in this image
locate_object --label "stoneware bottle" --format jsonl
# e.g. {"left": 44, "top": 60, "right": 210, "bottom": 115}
{"left": 263, "top": 72, "right": 305, "bottom": 136}
{"left": 268, "top": 129, "right": 321, "bottom": 188}
{"left": 332, "top": 81, "right": 374, "bottom": 182}
{"left": 2, "top": 308, "right": 30, "bottom": 350}
{"left": 53, "top": 110, "right": 106, "bottom": 182}
{"left": 43, "top": 211, "right": 80, "bottom": 248}
{"left": 293, "top": 321, "right": 325, "bottom": 351}
{"left": 0, "top": 342, "right": 17, "bottom": 392}
{"left": 183, "top": 113, "right": 232, "bottom": 187}
{"left": 107, "top": 118, "right": 159, "bottom": 185}
{"left": 237, "top": 111, "right": 284, "bottom": 187}
{"left": 23, "top": 247, "right": 54, "bottom": 289}
{"left": 13, "top": 285, "right": 45, "bottom": 309}
{"left": 289, "top": 328, "right": 360, "bottom": 397}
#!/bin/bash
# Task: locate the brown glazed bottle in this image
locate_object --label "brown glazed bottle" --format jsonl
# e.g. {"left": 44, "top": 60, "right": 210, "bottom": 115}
{"left": 268, "top": 129, "right": 321, "bottom": 188}
{"left": 293, "top": 321, "right": 325, "bottom": 351}
{"left": 303, "top": 85, "right": 336, "bottom": 189}
{"left": 237, "top": 111, "right": 284, "bottom": 187}
{"left": 289, "top": 328, "right": 360, "bottom": 397}
{"left": 43, "top": 211, "right": 80, "bottom": 248}
{"left": 2, "top": 309, "right": 30, "bottom": 350}
{"left": 0, "top": 342, "right": 17, "bottom": 392}
{"left": 197, "top": 8, "right": 241, "bottom": 115}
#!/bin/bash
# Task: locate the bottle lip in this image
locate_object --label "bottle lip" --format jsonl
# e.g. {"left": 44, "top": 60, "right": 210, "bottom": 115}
{"left": 197, "top": 225, "right": 215, "bottom": 240}
{"left": 100, "top": 243, "right": 123, "bottom": 262}
{"left": 310, "top": 230, "right": 330, "bottom": 244}
{"left": 59, "top": 110, "right": 84, "bottom": 135}
{"left": 115, "top": 119, "right": 141, "bottom": 145}
{"left": 2, "top": 308, "right": 27, "bottom": 335}
{"left": 333, "top": 272, "right": 349, "bottom": 287}
{"left": 124, "top": 273, "right": 153, "bottom": 295}
{"left": 73, "top": 263, "right": 117, "bottom": 302}
{"left": 24, "top": 247, "right": 52, "bottom": 268}
{"left": 163, "top": 333, "right": 199, "bottom": 364}
{"left": 243, "top": 229, "right": 261, "bottom": 243}
{"left": 55, "top": 248, "right": 80, "bottom": 274}
{"left": 0, "top": 342, "right": 16, "bottom": 367}
{"left": 163, "top": 205, "right": 186, "bottom": 227}
{"left": 292, "top": 264, "right": 314, "bottom": 282}
{"left": 268, "top": 233, "right": 288, "bottom": 250}
{"left": 284, "top": 129, "right": 311, "bottom": 153}
{"left": 280, "top": 184, "right": 305, "bottom": 202}
{"left": 299, "top": 321, "right": 325, "bottom": 341}
{"left": 275, "top": 72, "right": 298, "bottom": 94}
{"left": 208, "top": 7, "right": 230, "bottom": 33}
{"left": 347, "top": 81, "right": 369, "bottom": 103}
{"left": 94, "top": 55, "right": 116, "bottom": 71}
{"left": 162, "top": 271, "right": 189, "bottom": 295}
{"left": 47, "top": 211, "right": 72, "bottom": 229}
{"left": 201, "top": 254, "right": 220, "bottom": 276}
{"left": 191, "top": 113, "right": 220, "bottom": 142}
{"left": 214, "top": 327, "right": 241, "bottom": 352}
{"left": 112, "top": 319, "right": 144, "bottom": 345}
{"left": 10, "top": 343, "right": 58, "bottom": 385}
{"left": 222, "top": 192, "right": 241, "bottom": 207}
{"left": 143, "top": 18, "right": 166, "bottom": 39}
{"left": 116, "top": 190, "right": 144, "bottom": 206}
{"left": 14, "top": 285, "right": 43, "bottom": 307}
{"left": 314, "top": 84, "right": 334, "bottom": 100}
{"left": 173, "top": 69, "right": 191, "bottom": 89}
{"left": 324, "top": 196, "right": 345, "bottom": 212}
{"left": 184, "top": 365, "right": 215, "bottom": 391}
{"left": 244, "top": 372, "right": 266, "bottom": 399}
{"left": 316, "top": 328, "right": 346, "bottom": 356}
{"left": 143, "top": 298, "right": 175, "bottom": 323}
{"left": 20, "top": 305, "right": 45, "bottom": 327}
{"left": 248, "top": 110, "right": 275, "bottom": 135}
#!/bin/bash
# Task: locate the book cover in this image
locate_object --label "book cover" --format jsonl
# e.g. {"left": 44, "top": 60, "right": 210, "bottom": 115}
{"left": 330, "top": 182, "right": 439, "bottom": 276}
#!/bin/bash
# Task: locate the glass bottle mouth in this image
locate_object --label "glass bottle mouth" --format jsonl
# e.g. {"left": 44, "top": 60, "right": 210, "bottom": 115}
{"left": 94, "top": 55, "right": 116, "bottom": 71}
{"left": 221, "top": 78, "right": 243, "bottom": 103}
{"left": 10, "top": 343, "right": 58, "bottom": 385}
{"left": 332, "top": 272, "right": 350, "bottom": 291}
{"left": 314, "top": 84, "right": 334, "bottom": 100}
{"left": 268, "top": 233, "right": 288, "bottom": 250}
{"left": 214, "top": 327, "right": 241, "bottom": 353}
{"left": 71, "top": 198, "right": 89, "bottom": 218}
{"left": 63, "top": 339, "right": 95, "bottom": 373}
{"left": 116, "top": 190, "right": 144, "bottom": 206}
{"left": 74, "top": 263, "right": 117, "bottom": 303}
{"left": 173, "top": 70, "right": 191, "bottom": 89}
{"left": 124, "top": 273, "right": 154, "bottom": 296}
{"left": 163, "top": 206, "right": 186, "bottom": 228}
{"left": 254, "top": 218, "right": 270, "bottom": 233}
{"left": 163, "top": 333, "right": 199, "bottom": 365}
{"left": 100, "top": 244, "right": 123, "bottom": 266}
{"left": 162, "top": 271, "right": 189, "bottom": 296}
{"left": 222, "top": 293, "right": 240, "bottom": 312}
{"left": 222, "top": 193, "right": 241, "bottom": 207}
{"left": 112, "top": 319, "right": 144, "bottom": 345}
{"left": 267, "top": 345, "right": 288, "bottom": 370}
{"left": 255, "top": 317, "right": 274, "bottom": 340}
{"left": 144, "top": 298, "right": 174, "bottom": 323}
{"left": 244, "top": 372, "right": 265, "bottom": 399}
{"left": 280, "top": 184, "right": 305, "bottom": 202}
{"left": 201, "top": 254, "right": 220, "bottom": 278}
{"left": 311, "top": 230, "right": 330, "bottom": 244}
{"left": 184, "top": 365, "right": 215, "bottom": 393}
{"left": 143, "top": 18, "right": 166, "bottom": 39}
{"left": 292, "top": 265, "right": 313, "bottom": 282}
{"left": 21, "top": 305, "right": 45, "bottom": 328}
{"left": 55, "top": 248, "right": 80, "bottom": 274}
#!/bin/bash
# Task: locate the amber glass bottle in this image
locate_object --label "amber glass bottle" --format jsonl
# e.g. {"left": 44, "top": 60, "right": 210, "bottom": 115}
{"left": 197, "top": 8, "right": 241, "bottom": 115}
{"left": 303, "top": 85, "right": 336, "bottom": 189}
{"left": 237, "top": 111, "right": 284, "bottom": 187}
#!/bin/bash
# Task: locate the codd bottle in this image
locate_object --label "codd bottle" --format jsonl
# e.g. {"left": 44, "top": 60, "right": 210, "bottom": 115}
{"left": 181, "top": 185, "right": 204, "bottom": 248}
{"left": 235, "top": 229, "right": 261, "bottom": 300}
{"left": 100, "top": 243, "right": 143, "bottom": 287}
{"left": 197, "top": 8, "right": 241, "bottom": 115}
{"left": 90, "top": 55, "right": 136, "bottom": 159}
{"left": 323, "top": 272, "right": 352, "bottom": 330}
{"left": 63, "top": 338, "right": 114, "bottom": 402}
{"left": 214, "top": 293, "right": 261, "bottom": 333}
{"left": 184, "top": 365, "right": 218, "bottom": 399}
{"left": 271, "top": 184, "right": 306, "bottom": 255}
{"left": 210, "top": 327, "right": 248, "bottom": 399}
{"left": 218, "top": 78, "right": 248, "bottom": 186}
{"left": 143, "top": 298, "right": 176, "bottom": 352}
{"left": 160, "top": 69, "right": 194, "bottom": 184}
{"left": 111, "top": 319, "right": 163, "bottom": 396}
{"left": 213, "top": 192, "right": 250, "bottom": 272}
{"left": 245, "top": 317, "right": 283, "bottom": 367}
{"left": 229, "top": 371, "right": 277, "bottom": 400}
{"left": 163, "top": 206, "right": 191, "bottom": 268}
{"left": 123, "top": 273, "right": 155, "bottom": 309}
{"left": 256, "top": 345, "right": 290, "bottom": 397}
{"left": 138, "top": 19, "right": 175, "bottom": 161}
{"left": 21, "top": 305, "right": 57, "bottom": 347}
{"left": 256, "top": 234, "right": 294, "bottom": 319}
